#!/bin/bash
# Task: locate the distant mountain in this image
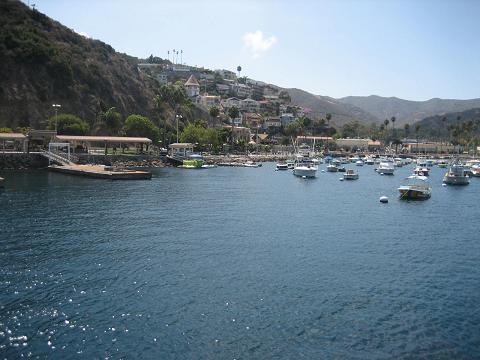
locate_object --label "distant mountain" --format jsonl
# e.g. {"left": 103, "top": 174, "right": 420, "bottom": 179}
{"left": 285, "top": 88, "right": 380, "bottom": 126}
{"left": 338, "top": 95, "right": 480, "bottom": 126}
{"left": 0, "top": 0, "right": 157, "bottom": 129}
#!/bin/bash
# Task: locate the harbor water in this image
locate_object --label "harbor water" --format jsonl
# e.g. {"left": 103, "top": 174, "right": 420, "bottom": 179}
{"left": 1, "top": 163, "right": 480, "bottom": 359}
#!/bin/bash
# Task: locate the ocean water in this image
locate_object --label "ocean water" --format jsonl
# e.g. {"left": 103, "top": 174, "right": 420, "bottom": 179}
{"left": 1, "top": 163, "right": 480, "bottom": 359}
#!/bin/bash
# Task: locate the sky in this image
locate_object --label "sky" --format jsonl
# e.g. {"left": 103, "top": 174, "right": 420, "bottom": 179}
{"left": 26, "top": 0, "right": 480, "bottom": 101}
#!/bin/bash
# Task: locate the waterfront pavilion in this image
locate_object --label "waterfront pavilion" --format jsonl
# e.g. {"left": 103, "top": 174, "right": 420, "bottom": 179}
{"left": 54, "top": 135, "right": 152, "bottom": 154}
{"left": 0, "top": 133, "right": 28, "bottom": 153}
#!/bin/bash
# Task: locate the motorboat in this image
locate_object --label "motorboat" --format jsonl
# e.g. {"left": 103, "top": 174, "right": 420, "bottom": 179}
{"left": 276, "top": 163, "right": 289, "bottom": 170}
{"left": 355, "top": 160, "right": 364, "bottom": 166}
{"left": 437, "top": 160, "right": 449, "bottom": 168}
{"left": 426, "top": 159, "right": 435, "bottom": 168}
{"left": 343, "top": 169, "right": 359, "bottom": 180}
{"left": 365, "top": 157, "right": 375, "bottom": 165}
{"left": 394, "top": 158, "right": 404, "bottom": 167}
{"left": 0, "top": 177, "right": 4, "bottom": 187}
{"left": 443, "top": 162, "right": 470, "bottom": 185}
{"left": 471, "top": 164, "right": 480, "bottom": 177}
{"left": 180, "top": 153, "right": 205, "bottom": 168}
{"left": 293, "top": 144, "right": 317, "bottom": 178}
{"left": 416, "top": 157, "right": 427, "bottom": 167}
{"left": 398, "top": 175, "right": 431, "bottom": 200}
{"left": 286, "top": 160, "right": 295, "bottom": 169}
{"left": 413, "top": 166, "right": 429, "bottom": 176}
{"left": 326, "top": 164, "right": 338, "bottom": 172}
{"left": 337, "top": 166, "right": 346, "bottom": 172}
{"left": 377, "top": 162, "right": 395, "bottom": 175}
{"left": 243, "top": 161, "right": 260, "bottom": 168}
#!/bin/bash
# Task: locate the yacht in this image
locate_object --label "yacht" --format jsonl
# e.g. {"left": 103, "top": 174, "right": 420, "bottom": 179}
{"left": 443, "top": 162, "right": 470, "bottom": 185}
{"left": 276, "top": 163, "right": 289, "bottom": 171}
{"left": 243, "top": 161, "right": 260, "bottom": 168}
{"left": 365, "top": 157, "right": 375, "bottom": 165}
{"left": 437, "top": 160, "right": 449, "bottom": 168}
{"left": 413, "top": 166, "right": 429, "bottom": 176}
{"left": 398, "top": 175, "right": 431, "bottom": 200}
{"left": 343, "top": 169, "right": 359, "bottom": 180}
{"left": 286, "top": 160, "right": 295, "bottom": 169}
{"left": 326, "top": 164, "right": 338, "bottom": 172}
{"left": 377, "top": 162, "right": 395, "bottom": 175}
{"left": 355, "top": 160, "right": 364, "bottom": 166}
{"left": 293, "top": 145, "right": 317, "bottom": 178}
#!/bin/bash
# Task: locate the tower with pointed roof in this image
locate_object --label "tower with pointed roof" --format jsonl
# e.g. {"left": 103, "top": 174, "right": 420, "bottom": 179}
{"left": 184, "top": 75, "right": 200, "bottom": 97}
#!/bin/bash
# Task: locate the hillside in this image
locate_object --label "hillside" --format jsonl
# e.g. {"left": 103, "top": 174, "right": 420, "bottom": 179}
{"left": 414, "top": 108, "right": 480, "bottom": 140}
{"left": 285, "top": 88, "right": 380, "bottom": 126}
{"left": 0, "top": 0, "right": 157, "bottom": 129}
{"left": 338, "top": 95, "right": 480, "bottom": 126}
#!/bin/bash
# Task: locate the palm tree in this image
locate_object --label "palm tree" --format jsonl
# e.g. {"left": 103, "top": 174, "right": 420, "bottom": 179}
{"left": 391, "top": 116, "right": 396, "bottom": 138}
{"left": 404, "top": 123, "right": 410, "bottom": 138}
{"left": 228, "top": 106, "right": 239, "bottom": 150}
{"left": 325, "top": 113, "right": 332, "bottom": 150}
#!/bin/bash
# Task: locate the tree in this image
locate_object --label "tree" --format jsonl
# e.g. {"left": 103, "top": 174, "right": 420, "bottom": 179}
{"left": 326, "top": 113, "right": 332, "bottom": 127}
{"left": 97, "top": 107, "right": 122, "bottom": 135}
{"left": 278, "top": 90, "right": 291, "bottom": 104}
{"left": 209, "top": 106, "right": 220, "bottom": 118}
{"left": 48, "top": 113, "right": 89, "bottom": 135}
{"left": 391, "top": 116, "right": 396, "bottom": 137}
{"left": 392, "top": 138, "right": 402, "bottom": 154}
{"left": 228, "top": 106, "right": 239, "bottom": 147}
{"left": 404, "top": 123, "right": 410, "bottom": 138}
{"left": 124, "top": 115, "right": 160, "bottom": 145}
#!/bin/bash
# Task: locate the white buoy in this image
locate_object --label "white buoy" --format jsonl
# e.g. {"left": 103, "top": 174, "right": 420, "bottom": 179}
{"left": 442, "top": 183, "right": 447, "bottom": 187}
{"left": 339, "top": 178, "right": 344, "bottom": 181}
{"left": 379, "top": 196, "right": 389, "bottom": 203}
{"left": 380, "top": 172, "right": 384, "bottom": 176}
{"left": 302, "top": 176, "right": 307, "bottom": 179}
{"left": 321, "top": 170, "right": 325, "bottom": 173}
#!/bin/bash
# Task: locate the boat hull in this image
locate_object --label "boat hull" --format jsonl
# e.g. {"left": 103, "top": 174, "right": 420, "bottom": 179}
{"left": 443, "top": 176, "right": 469, "bottom": 185}
{"left": 293, "top": 167, "right": 317, "bottom": 178}
{"left": 398, "top": 188, "right": 431, "bottom": 200}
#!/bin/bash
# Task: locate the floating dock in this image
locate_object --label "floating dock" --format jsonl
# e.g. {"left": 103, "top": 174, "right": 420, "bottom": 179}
{"left": 49, "top": 164, "right": 152, "bottom": 180}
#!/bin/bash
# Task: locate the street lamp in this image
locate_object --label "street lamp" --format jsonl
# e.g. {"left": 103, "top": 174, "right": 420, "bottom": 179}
{"left": 175, "top": 114, "right": 182, "bottom": 143}
{"left": 52, "top": 104, "right": 61, "bottom": 132}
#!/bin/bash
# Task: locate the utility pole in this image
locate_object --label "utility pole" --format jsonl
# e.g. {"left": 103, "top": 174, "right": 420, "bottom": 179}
{"left": 52, "top": 104, "right": 61, "bottom": 133}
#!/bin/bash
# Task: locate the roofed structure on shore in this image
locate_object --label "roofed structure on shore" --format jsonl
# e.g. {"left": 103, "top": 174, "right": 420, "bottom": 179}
{"left": 1, "top": 132, "right": 28, "bottom": 152}
{"left": 184, "top": 75, "right": 200, "bottom": 97}
{"left": 55, "top": 135, "right": 152, "bottom": 144}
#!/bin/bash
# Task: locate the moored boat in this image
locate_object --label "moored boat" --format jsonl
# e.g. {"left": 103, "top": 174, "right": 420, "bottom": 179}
{"left": 276, "top": 163, "right": 289, "bottom": 170}
{"left": 443, "top": 162, "right": 470, "bottom": 185}
{"left": 377, "top": 161, "right": 395, "bottom": 175}
{"left": 343, "top": 169, "right": 359, "bottom": 180}
{"left": 326, "top": 164, "right": 338, "bottom": 172}
{"left": 398, "top": 175, "right": 431, "bottom": 200}
{"left": 0, "top": 177, "right": 4, "bottom": 187}
{"left": 413, "top": 166, "right": 429, "bottom": 176}
{"left": 293, "top": 144, "right": 317, "bottom": 178}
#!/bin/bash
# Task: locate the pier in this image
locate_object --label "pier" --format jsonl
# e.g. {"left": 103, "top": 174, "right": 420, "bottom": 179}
{"left": 49, "top": 164, "right": 152, "bottom": 180}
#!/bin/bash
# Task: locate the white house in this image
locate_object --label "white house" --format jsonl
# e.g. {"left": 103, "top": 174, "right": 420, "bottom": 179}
{"left": 230, "top": 83, "right": 252, "bottom": 98}
{"left": 263, "top": 117, "right": 281, "bottom": 129}
{"left": 240, "top": 98, "right": 258, "bottom": 113}
{"left": 221, "top": 97, "right": 241, "bottom": 109}
{"left": 184, "top": 75, "right": 200, "bottom": 97}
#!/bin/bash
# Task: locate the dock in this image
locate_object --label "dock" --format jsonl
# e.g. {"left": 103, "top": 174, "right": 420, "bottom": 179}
{"left": 49, "top": 164, "right": 152, "bottom": 180}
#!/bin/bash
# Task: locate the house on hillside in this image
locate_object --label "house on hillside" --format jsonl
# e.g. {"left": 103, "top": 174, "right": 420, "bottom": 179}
{"left": 198, "top": 94, "right": 221, "bottom": 108}
{"left": 184, "top": 75, "right": 200, "bottom": 97}
{"left": 216, "top": 84, "right": 230, "bottom": 95}
{"left": 240, "top": 98, "right": 258, "bottom": 113}
{"left": 215, "top": 69, "right": 237, "bottom": 81}
{"left": 230, "top": 83, "right": 252, "bottom": 98}
{"left": 263, "top": 117, "right": 281, "bottom": 129}
{"left": 221, "top": 97, "right": 241, "bottom": 109}
{"left": 280, "top": 113, "right": 295, "bottom": 126}
{"left": 242, "top": 112, "right": 263, "bottom": 130}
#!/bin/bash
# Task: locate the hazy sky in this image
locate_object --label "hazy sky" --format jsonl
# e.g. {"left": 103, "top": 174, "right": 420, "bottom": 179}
{"left": 28, "top": 0, "right": 480, "bottom": 100}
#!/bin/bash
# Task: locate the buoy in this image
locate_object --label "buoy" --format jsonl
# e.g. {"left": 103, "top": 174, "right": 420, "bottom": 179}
{"left": 321, "top": 170, "right": 325, "bottom": 173}
{"left": 302, "top": 176, "right": 307, "bottom": 179}
{"left": 380, "top": 172, "right": 384, "bottom": 176}
{"left": 380, "top": 196, "right": 389, "bottom": 203}
{"left": 442, "top": 183, "right": 447, "bottom": 187}
{"left": 339, "top": 178, "right": 344, "bottom": 181}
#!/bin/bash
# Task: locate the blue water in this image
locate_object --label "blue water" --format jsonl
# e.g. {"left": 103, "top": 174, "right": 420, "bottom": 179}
{"left": 1, "top": 163, "right": 480, "bottom": 359}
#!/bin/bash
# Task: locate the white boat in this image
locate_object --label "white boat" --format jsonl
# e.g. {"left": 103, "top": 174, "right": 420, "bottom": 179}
{"left": 365, "top": 157, "right": 375, "bottom": 165}
{"left": 471, "top": 165, "right": 480, "bottom": 177}
{"left": 378, "top": 162, "right": 395, "bottom": 175}
{"left": 416, "top": 157, "right": 427, "bottom": 167}
{"left": 413, "top": 166, "right": 429, "bottom": 176}
{"left": 326, "top": 164, "right": 338, "bottom": 172}
{"left": 355, "top": 160, "right": 364, "bottom": 166}
{"left": 437, "top": 160, "right": 449, "bottom": 168}
{"left": 276, "top": 163, "right": 289, "bottom": 170}
{"left": 398, "top": 175, "right": 431, "bottom": 200}
{"left": 293, "top": 145, "right": 317, "bottom": 178}
{"left": 443, "top": 162, "right": 469, "bottom": 185}
{"left": 0, "top": 177, "right": 4, "bottom": 187}
{"left": 286, "top": 160, "right": 295, "bottom": 169}
{"left": 343, "top": 169, "right": 359, "bottom": 180}
{"left": 426, "top": 159, "right": 435, "bottom": 168}
{"left": 394, "top": 158, "right": 404, "bottom": 167}
{"left": 243, "top": 161, "right": 260, "bottom": 168}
